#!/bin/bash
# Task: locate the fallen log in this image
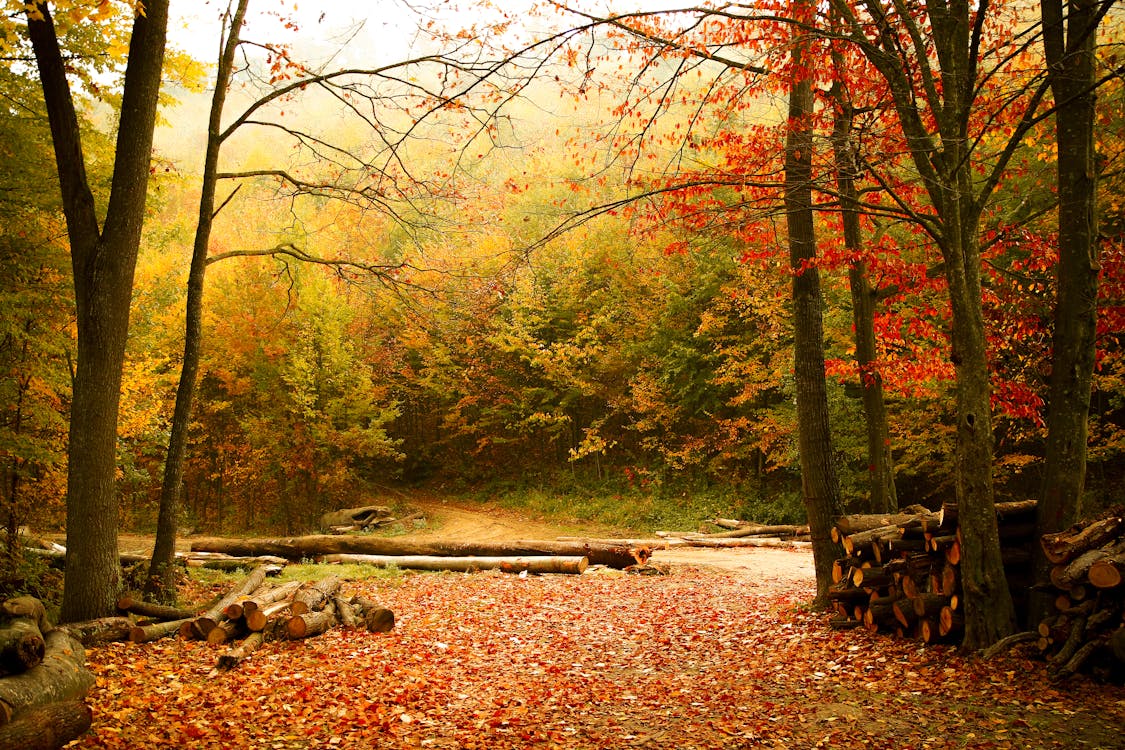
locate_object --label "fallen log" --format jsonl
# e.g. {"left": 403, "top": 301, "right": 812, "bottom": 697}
{"left": 189, "top": 557, "right": 287, "bottom": 572}
{"left": 226, "top": 580, "right": 302, "bottom": 621}
{"left": 1085, "top": 540, "right": 1125, "bottom": 589}
{"left": 320, "top": 554, "right": 589, "bottom": 575}
{"left": 333, "top": 597, "right": 358, "bottom": 629}
{"left": 0, "top": 630, "right": 93, "bottom": 726}
{"left": 192, "top": 536, "right": 647, "bottom": 569}
{"left": 290, "top": 576, "right": 341, "bottom": 616}
{"left": 287, "top": 602, "right": 337, "bottom": 639}
{"left": 693, "top": 523, "right": 810, "bottom": 539}
{"left": 217, "top": 632, "right": 265, "bottom": 671}
{"left": 116, "top": 595, "right": 194, "bottom": 622}
{"left": 319, "top": 505, "right": 392, "bottom": 532}
{"left": 129, "top": 618, "right": 192, "bottom": 644}
{"left": 352, "top": 596, "right": 395, "bottom": 632}
{"left": 56, "top": 617, "right": 132, "bottom": 646}
{"left": 245, "top": 600, "right": 294, "bottom": 632}
{"left": 831, "top": 505, "right": 934, "bottom": 541}
{"left": 187, "top": 565, "right": 271, "bottom": 638}
{"left": 0, "top": 700, "right": 92, "bottom": 750}
{"left": 0, "top": 598, "right": 51, "bottom": 636}
{"left": 1041, "top": 509, "right": 1125, "bottom": 565}
{"left": 0, "top": 619, "right": 44, "bottom": 676}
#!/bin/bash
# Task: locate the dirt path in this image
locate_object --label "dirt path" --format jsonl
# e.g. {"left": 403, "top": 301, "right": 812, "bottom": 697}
{"left": 392, "top": 496, "right": 816, "bottom": 592}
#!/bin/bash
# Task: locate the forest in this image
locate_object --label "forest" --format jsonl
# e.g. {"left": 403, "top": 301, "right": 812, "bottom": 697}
{"left": 2, "top": 0, "right": 1125, "bottom": 653}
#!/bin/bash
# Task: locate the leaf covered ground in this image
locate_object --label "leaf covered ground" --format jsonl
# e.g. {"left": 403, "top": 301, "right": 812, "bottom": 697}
{"left": 75, "top": 564, "right": 1125, "bottom": 749}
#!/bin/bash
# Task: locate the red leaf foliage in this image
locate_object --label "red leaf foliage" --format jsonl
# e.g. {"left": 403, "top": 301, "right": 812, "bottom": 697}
{"left": 75, "top": 567, "right": 1124, "bottom": 749}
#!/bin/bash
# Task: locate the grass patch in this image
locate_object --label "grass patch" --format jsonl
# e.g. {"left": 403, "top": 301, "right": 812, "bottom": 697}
{"left": 468, "top": 474, "right": 804, "bottom": 534}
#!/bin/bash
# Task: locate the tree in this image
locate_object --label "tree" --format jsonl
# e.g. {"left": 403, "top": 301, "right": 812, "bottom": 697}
{"left": 23, "top": 0, "right": 169, "bottom": 622}
{"left": 784, "top": 0, "right": 843, "bottom": 604}
{"left": 1032, "top": 0, "right": 1107, "bottom": 620}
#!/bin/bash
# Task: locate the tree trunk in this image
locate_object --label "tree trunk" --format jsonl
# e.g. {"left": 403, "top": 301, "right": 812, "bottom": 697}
{"left": 290, "top": 576, "right": 342, "bottom": 616}
{"left": 129, "top": 618, "right": 192, "bottom": 644}
{"left": 784, "top": 4, "right": 841, "bottom": 607}
{"left": 829, "top": 50, "right": 898, "bottom": 514}
{"left": 147, "top": 0, "right": 250, "bottom": 604}
{"left": 320, "top": 554, "right": 588, "bottom": 574}
{"left": 191, "top": 536, "right": 646, "bottom": 569}
{"left": 1032, "top": 0, "right": 1102, "bottom": 626}
{"left": 25, "top": 0, "right": 170, "bottom": 623}
{"left": 0, "top": 700, "right": 91, "bottom": 750}
{"left": 115, "top": 595, "right": 194, "bottom": 622}
{"left": 55, "top": 617, "right": 132, "bottom": 646}
{"left": 217, "top": 631, "right": 265, "bottom": 671}
{"left": 0, "top": 630, "right": 93, "bottom": 726}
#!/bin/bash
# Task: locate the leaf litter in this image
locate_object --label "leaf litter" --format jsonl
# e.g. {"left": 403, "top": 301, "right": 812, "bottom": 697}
{"left": 74, "top": 565, "right": 1125, "bottom": 749}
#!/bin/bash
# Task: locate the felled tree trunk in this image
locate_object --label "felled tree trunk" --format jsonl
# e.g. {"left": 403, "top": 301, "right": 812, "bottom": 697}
{"left": 0, "top": 630, "right": 94, "bottom": 725}
{"left": 290, "top": 576, "right": 341, "bottom": 616}
{"left": 0, "top": 700, "right": 91, "bottom": 750}
{"left": 192, "top": 536, "right": 646, "bottom": 569}
{"left": 116, "top": 596, "right": 194, "bottom": 622}
{"left": 56, "top": 617, "right": 133, "bottom": 646}
{"left": 319, "top": 505, "right": 392, "bottom": 532}
{"left": 0, "top": 620, "right": 45, "bottom": 676}
{"left": 320, "top": 554, "right": 588, "bottom": 575}
{"left": 129, "top": 618, "right": 192, "bottom": 644}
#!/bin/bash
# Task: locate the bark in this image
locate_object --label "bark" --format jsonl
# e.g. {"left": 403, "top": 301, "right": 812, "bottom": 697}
{"left": 246, "top": 600, "right": 295, "bottom": 633}
{"left": 832, "top": 506, "right": 935, "bottom": 539}
{"left": 187, "top": 565, "right": 270, "bottom": 637}
{"left": 692, "top": 524, "right": 810, "bottom": 539}
{"left": 233, "top": 580, "right": 302, "bottom": 621}
{"left": 333, "top": 596, "right": 358, "bottom": 629}
{"left": 320, "top": 554, "right": 589, "bottom": 574}
{"left": 1033, "top": 0, "right": 1103, "bottom": 626}
{"left": 784, "top": 4, "right": 841, "bottom": 607}
{"left": 0, "top": 700, "right": 91, "bottom": 750}
{"left": 0, "top": 630, "right": 93, "bottom": 726}
{"left": 829, "top": 45, "right": 897, "bottom": 513}
{"left": 191, "top": 536, "right": 646, "bottom": 569}
{"left": 25, "top": 0, "right": 170, "bottom": 623}
{"left": 1041, "top": 513, "right": 1125, "bottom": 564}
{"left": 147, "top": 0, "right": 250, "bottom": 604}
{"left": 352, "top": 596, "right": 395, "bottom": 632}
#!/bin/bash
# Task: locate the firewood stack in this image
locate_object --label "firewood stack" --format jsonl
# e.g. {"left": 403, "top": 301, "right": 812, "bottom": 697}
{"left": 118, "top": 567, "right": 397, "bottom": 671}
{"left": 1033, "top": 507, "right": 1125, "bottom": 681}
{"left": 0, "top": 597, "right": 94, "bottom": 750}
{"left": 826, "top": 500, "right": 1038, "bottom": 644}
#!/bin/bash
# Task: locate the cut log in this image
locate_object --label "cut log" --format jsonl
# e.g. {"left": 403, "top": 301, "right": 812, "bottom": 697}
{"left": 1040, "top": 511, "right": 1125, "bottom": 565}
{"left": 0, "top": 630, "right": 93, "bottom": 726}
{"left": 217, "top": 632, "right": 266, "bottom": 671}
{"left": 116, "top": 595, "right": 194, "bottom": 622}
{"left": 842, "top": 525, "right": 902, "bottom": 556}
{"left": 191, "top": 536, "right": 647, "bottom": 569}
{"left": 246, "top": 600, "right": 294, "bottom": 633}
{"left": 286, "top": 602, "right": 337, "bottom": 639}
{"left": 192, "top": 558, "right": 287, "bottom": 573}
{"left": 0, "top": 598, "right": 52, "bottom": 636}
{"left": 290, "top": 576, "right": 342, "bottom": 616}
{"left": 694, "top": 523, "right": 810, "bottom": 539}
{"left": 1085, "top": 541, "right": 1125, "bottom": 589}
{"left": 228, "top": 580, "right": 302, "bottom": 621}
{"left": 188, "top": 565, "right": 271, "bottom": 637}
{"left": 0, "top": 700, "right": 92, "bottom": 750}
{"left": 352, "top": 596, "right": 395, "bottom": 632}
{"left": 831, "top": 505, "right": 933, "bottom": 540}
{"left": 206, "top": 618, "right": 245, "bottom": 646}
{"left": 319, "top": 505, "right": 393, "bottom": 532}
{"left": 1050, "top": 548, "right": 1108, "bottom": 590}
{"left": 129, "top": 618, "right": 193, "bottom": 644}
{"left": 995, "top": 499, "right": 1039, "bottom": 519}
{"left": 0, "top": 618, "right": 44, "bottom": 676}
{"left": 57, "top": 617, "right": 132, "bottom": 646}
{"left": 320, "top": 554, "right": 588, "bottom": 575}
{"left": 333, "top": 597, "right": 358, "bottom": 629}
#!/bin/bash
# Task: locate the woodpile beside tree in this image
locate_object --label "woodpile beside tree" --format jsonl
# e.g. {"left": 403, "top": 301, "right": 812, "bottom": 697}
{"left": 825, "top": 500, "right": 1038, "bottom": 644}
{"left": 0, "top": 597, "right": 95, "bottom": 750}
{"left": 1028, "top": 506, "right": 1125, "bottom": 681}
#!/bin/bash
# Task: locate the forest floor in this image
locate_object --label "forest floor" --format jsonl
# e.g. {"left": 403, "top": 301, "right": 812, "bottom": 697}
{"left": 75, "top": 496, "right": 1125, "bottom": 749}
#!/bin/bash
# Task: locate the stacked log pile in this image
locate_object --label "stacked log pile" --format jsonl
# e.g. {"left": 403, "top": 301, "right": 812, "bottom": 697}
{"left": 1030, "top": 507, "right": 1125, "bottom": 681}
{"left": 826, "top": 500, "right": 1038, "bottom": 644}
{"left": 107, "top": 566, "right": 398, "bottom": 671}
{"left": 0, "top": 597, "right": 94, "bottom": 750}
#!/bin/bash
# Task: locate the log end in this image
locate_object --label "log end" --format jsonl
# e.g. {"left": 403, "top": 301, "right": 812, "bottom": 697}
{"left": 365, "top": 608, "right": 395, "bottom": 633}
